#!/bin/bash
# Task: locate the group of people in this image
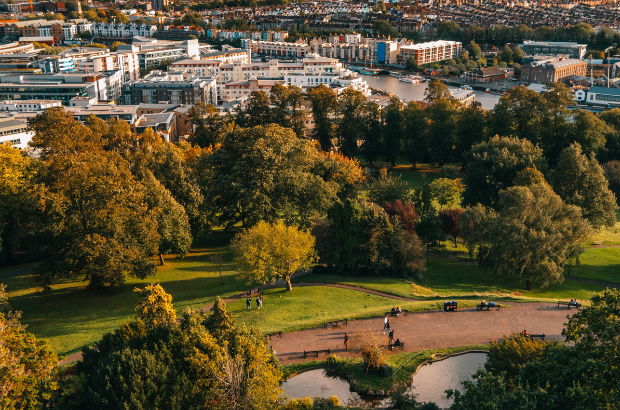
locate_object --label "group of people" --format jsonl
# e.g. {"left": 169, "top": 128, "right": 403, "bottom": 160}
{"left": 246, "top": 294, "right": 263, "bottom": 310}
{"left": 391, "top": 306, "right": 402, "bottom": 314}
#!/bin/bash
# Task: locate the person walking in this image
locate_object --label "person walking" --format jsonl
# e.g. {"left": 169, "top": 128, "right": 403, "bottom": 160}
{"left": 246, "top": 297, "right": 251, "bottom": 310}
{"left": 384, "top": 314, "right": 388, "bottom": 331}
{"left": 386, "top": 318, "right": 391, "bottom": 331}
{"left": 344, "top": 333, "right": 349, "bottom": 350}
{"left": 256, "top": 295, "right": 262, "bottom": 309}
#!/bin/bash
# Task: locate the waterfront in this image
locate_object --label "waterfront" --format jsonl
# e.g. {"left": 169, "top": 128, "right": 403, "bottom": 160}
{"left": 359, "top": 75, "right": 502, "bottom": 110}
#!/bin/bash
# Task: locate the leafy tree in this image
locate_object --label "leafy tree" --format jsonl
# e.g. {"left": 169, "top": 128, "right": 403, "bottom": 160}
{"left": 424, "top": 79, "right": 451, "bottom": 102}
{"left": 134, "top": 283, "right": 176, "bottom": 328}
{"left": 485, "top": 332, "right": 556, "bottom": 379}
{"left": 438, "top": 208, "right": 463, "bottom": 247}
{"left": 242, "top": 91, "right": 272, "bottom": 127}
{"left": 57, "top": 287, "right": 282, "bottom": 410}
{"left": 463, "top": 136, "right": 547, "bottom": 207}
{"left": 402, "top": 102, "right": 427, "bottom": 165}
{"left": 599, "top": 108, "right": 620, "bottom": 161}
{"left": 459, "top": 204, "right": 495, "bottom": 257}
{"left": 456, "top": 102, "right": 487, "bottom": 162}
{"left": 500, "top": 44, "right": 513, "bottom": 62}
{"left": 488, "top": 87, "right": 544, "bottom": 146}
{"left": 468, "top": 40, "right": 481, "bottom": 58}
{"left": 269, "top": 83, "right": 291, "bottom": 128}
{"left": 204, "top": 296, "right": 235, "bottom": 340}
{"left": 373, "top": 20, "right": 399, "bottom": 37}
{"left": 383, "top": 200, "right": 418, "bottom": 233}
{"left": 425, "top": 98, "right": 460, "bottom": 166}
{"left": 429, "top": 177, "right": 462, "bottom": 209}
{"left": 405, "top": 56, "right": 419, "bottom": 71}
{"left": 435, "top": 20, "right": 461, "bottom": 40}
{"left": 415, "top": 213, "right": 444, "bottom": 254}
{"left": 205, "top": 124, "right": 340, "bottom": 228}
{"left": 552, "top": 143, "right": 617, "bottom": 228}
{"left": 188, "top": 103, "right": 227, "bottom": 147}
{"left": 512, "top": 45, "right": 524, "bottom": 60}
{"left": 307, "top": 84, "right": 338, "bottom": 151}
{"left": 568, "top": 109, "right": 610, "bottom": 157}
{"left": 479, "top": 182, "right": 592, "bottom": 290}
{"left": 0, "top": 285, "right": 59, "bottom": 410}
{"left": 337, "top": 89, "right": 367, "bottom": 157}
{"left": 287, "top": 85, "right": 308, "bottom": 138}
{"left": 602, "top": 160, "right": 620, "bottom": 203}
{"left": 311, "top": 151, "right": 365, "bottom": 201}
{"left": 383, "top": 97, "right": 404, "bottom": 166}
{"left": 361, "top": 101, "right": 383, "bottom": 166}
{"left": 231, "top": 220, "right": 317, "bottom": 291}
{"left": 367, "top": 169, "right": 412, "bottom": 206}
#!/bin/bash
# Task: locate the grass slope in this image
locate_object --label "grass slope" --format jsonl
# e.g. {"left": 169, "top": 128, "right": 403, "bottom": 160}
{"left": 571, "top": 247, "right": 620, "bottom": 285}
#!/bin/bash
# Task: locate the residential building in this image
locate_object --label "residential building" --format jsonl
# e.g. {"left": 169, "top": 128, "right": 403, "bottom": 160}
{"left": 471, "top": 67, "right": 508, "bottom": 83}
{"left": 152, "top": 0, "right": 169, "bottom": 11}
{"left": 0, "top": 99, "right": 62, "bottom": 112}
{"left": 90, "top": 23, "right": 157, "bottom": 40}
{"left": 521, "top": 58, "right": 587, "bottom": 84}
{"left": 18, "top": 36, "right": 54, "bottom": 46}
{"left": 122, "top": 71, "right": 217, "bottom": 105}
{"left": 0, "top": 54, "right": 38, "bottom": 70}
{"left": 135, "top": 112, "right": 176, "bottom": 141}
{"left": 250, "top": 40, "right": 311, "bottom": 58}
{"left": 136, "top": 103, "right": 193, "bottom": 136}
{"left": 521, "top": 41, "right": 587, "bottom": 60}
{"left": 0, "top": 73, "right": 101, "bottom": 105}
{"left": 584, "top": 86, "right": 620, "bottom": 108}
{"left": 65, "top": 104, "right": 140, "bottom": 124}
{"left": 221, "top": 78, "right": 284, "bottom": 102}
{"left": 154, "top": 26, "right": 205, "bottom": 41}
{"left": 398, "top": 40, "right": 462, "bottom": 66}
{"left": 0, "top": 114, "right": 32, "bottom": 149}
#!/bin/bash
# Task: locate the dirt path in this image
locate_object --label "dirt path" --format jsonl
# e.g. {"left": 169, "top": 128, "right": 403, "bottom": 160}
{"left": 269, "top": 302, "right": 576, "bottom": 365}
{"left": 565, "top": 276, "right": 620, "bottom": 289}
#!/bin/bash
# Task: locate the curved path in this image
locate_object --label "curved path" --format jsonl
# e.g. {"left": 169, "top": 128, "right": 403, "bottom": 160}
{"left": 269, "top": 302, "right": 576, "bottom": 365}
{"left": 60, "top": 278, "right": 576, "bottom": 366}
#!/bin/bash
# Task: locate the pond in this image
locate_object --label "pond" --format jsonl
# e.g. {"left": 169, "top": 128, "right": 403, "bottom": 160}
{"left": 281, "top": 352, "right": 487, "bottom": 409}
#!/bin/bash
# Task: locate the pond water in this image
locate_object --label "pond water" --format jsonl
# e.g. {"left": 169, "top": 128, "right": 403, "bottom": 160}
{"left": 408, "top": 352, "right": 488, "bottom": 408}
{"left": 359, "top": 74, "right": 501, "bottom": 110}
{"left": 282, "top": 352, "right": 487, "bottom": 409}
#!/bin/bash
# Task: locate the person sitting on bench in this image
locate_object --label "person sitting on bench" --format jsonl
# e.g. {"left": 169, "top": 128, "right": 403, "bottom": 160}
{"left": 393, "top": 338, "right": 402, "bottom": 347}
{"left": 391, "top": 307, "right": 397, "bottom": 314}
{"left": 480, "top": 300, "right": 487, "bottom": 308}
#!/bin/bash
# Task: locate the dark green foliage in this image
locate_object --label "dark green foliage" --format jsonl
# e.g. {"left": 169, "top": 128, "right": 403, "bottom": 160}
{"left": 204, "top": 296, "right": 235, "bottom": 340}
{"left": 367, "top": 169, "right": 412, "bottom": 206}
{"left": 551, "top": 143, "right": 617, "bottom": 228}
{"left": 415, "top": 213, "right": 444, "bottom": 253}
{"left": 307, "top": 84, "right": 338, "bottom": 151}
{"left": 383, "top": 97, "right": 404, "bottom": 166}
{"left": 463, "top": 136, "right": 548, "bottom": 208}
{"left": 602, "top": 160, "right": 620, "bottom": 203}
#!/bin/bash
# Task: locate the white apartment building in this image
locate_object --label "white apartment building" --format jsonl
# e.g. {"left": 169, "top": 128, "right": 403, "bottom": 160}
{"left": 0, "top": 99, "right": 62, "bottom": 112}
{"left": 284, "top": 69, "right": 370, "bottom": 96}
{"left": 250, "top": 40, "right": 311, "bottom": 58}
{"left": 74, "top": 52, "right": 140, "bottom": 82}
{"left": 91, "top": 23, "right": 157, "bottom": 39}
{"left": 221, "top": 79, "right": 284, "bottom": 103}
{"left": 398, "top": 40, "right": 462, "bottom": 66}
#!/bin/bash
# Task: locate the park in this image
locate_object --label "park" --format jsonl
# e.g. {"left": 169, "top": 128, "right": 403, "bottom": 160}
{"left": 2, "top": 83, "right": 620, "bottom": 409}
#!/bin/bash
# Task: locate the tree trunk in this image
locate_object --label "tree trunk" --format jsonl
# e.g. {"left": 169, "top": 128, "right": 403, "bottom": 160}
{"left": 285, "top": 276, "right": 293, "bottom": 291}
{"left": 526, "top": 277, "right": 531, "bottom": 291}
{"left": 159, "top": 253, "right": 165, "bottom": 266}
{"left": 454, "top": 236, "right": 458, "bottom": 248}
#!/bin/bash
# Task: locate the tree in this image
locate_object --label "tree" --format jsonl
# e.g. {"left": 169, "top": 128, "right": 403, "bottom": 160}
{"left": 383, "top": 97, "right": 404, "bottom": 166}
{"left": 552, "top": 143, "right": 617, "bottom": 228}
{"left": 337, "top": 89, "right": 367, "bottom": 157}
{"left": 500, "top": 44, "right": 513, "bottom": 62}
{"left": 383, "top": 200, "right": 418, "bottom": 233}
{"left": 567, "top": 109, "right": 610, "bottom": 157}
{"left": 188, "top": 103, "right": 227, "bottom": 147}
{"left": 485, "top": 332, "right": 555, "bottom": 379}
{"left": 110, "top": 41, "right": 125, "bottom": 52}
{"left": 78, "top": 30, "right": 92, "bottom": 39}
{"left": 134, "top": 283, "right": 176, "bottom": 328}
{"left": 456, "top": 102, "right": 487, "bottom": 163}
{"left": 57, "top": 286, "right": 282, "bottom": 410}
{"left": 415, "top": 213, "right": 444, "bottom": 254}
{"left": 425, "top": 98, "right": 460, "bottom": 165}
{"left": 287, "top": 85, "right": 308, "bottom": 138}
{"left": 424, "top": 79, "right": 451, "bottom": 102}
{"left": 231, "top": 220, "right": 317, "bottom": 291}
{"left": 459, "top": 204, "right": 495, "bottom": 257}
{"left": 429, "top": 178, "right": 462, "bottom": 209}
{"left": 0, "top": 285, "right": 59, "bottom": 410}
{"left": 468, "top": 40, "right": 481, "bottom": 58}
{"left": 402, "top": 102, "right": 427, "bottom": 165}
{"left": 242, "top": 91, "right": 272, "bottom": 127}
{"left": 438, "top": 208, "right": 463, "bottom": 247}
{"left": 479, "top": 182, "right": 592, "bottom": 290}
{"left": 488, "top": 87, "right": 544, "bottom": 147}
{"left": 204, "top": 296, "right": 235, "bottom": 340}
{"left": 512, "top": 45, "right": 524, "bottom": 60}
{"left": 367, "top": 169, "right": 412, "bottom": 206}
{"left": 373, "top": 20, "right": 399, "bottom": 37}
{"left": 307, "top": 84, "right": 338, "bottom": 151}
{"left": 463, "top": 136, "right": 548, "bottom": 207}
{"left": 602, "top": 160, "right": 620, "bottom": 203}
{"left": 361, "top": 101, "right": 383, "bottom": 166}
{"left": 268, "top": 83, "right": 291, "bottom": 128}
{"left": 204, "top": 124, "right": 339, "bottom": 228}
{"left": 405, "top": 56, "right": 419, "bottom": 71}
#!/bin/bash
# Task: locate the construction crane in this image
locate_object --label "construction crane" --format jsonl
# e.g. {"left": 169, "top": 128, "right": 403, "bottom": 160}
{"left": 29, "top": 0, "right": 33, "bottom": 13}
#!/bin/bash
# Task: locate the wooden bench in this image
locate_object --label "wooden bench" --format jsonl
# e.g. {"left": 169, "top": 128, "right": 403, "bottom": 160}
{"left": 528, "top": 334, "right": 546, "bottom": 341}
{"left": 386, "top": 310, "right": 408, "bottom": 317}
{"left": 476, "top": 303, "right": 500, "bottom": 311}
{"left": 593, "top": 241, "right": 604, "bottom": 246}
{"left": 266, "top": 331, "right": 282, "bottom": 341}
{"left": 388, "top": 342, "right": 405, "bottom": 351}
{"left": 304, "top": 349, "right": 330, "bottom": 358}
{"left": 324, "top": 319, "right": 348, "bottom": 329}
{"left": 557, "top": 301, "right": 581, "bottom": 309}
{"left": 246, "top": 287, "right": 260, "bottom": 297}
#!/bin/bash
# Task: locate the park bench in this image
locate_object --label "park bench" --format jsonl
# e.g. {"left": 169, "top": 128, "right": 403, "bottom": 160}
{"left": 476, "top": 303, "right": 500, "bottom": 311}
{"left": 388, "top": 341, "right": 405, "bottom": 351}
{"left": 246, "top": 287, "right": 260, "bottom": 297}
{"left": 386, "top": 309, "right": 409, "bottom": 317}
{"left": 593, "top": 241, "right": 604, "bottom": 246}
{"left": 528, "top": 334, "right": 546, "bottom": 341}
{"left": 266, "top": 331, "right": 282, "bottom": 341}
{"left": 557, "top": 301, "right": 581, "bottom": 309}
{"left": 324, "top": 319, "right": 348, "bottom": 329}
{"left": 304, "top": 349, "right": 331, "bottom": 358}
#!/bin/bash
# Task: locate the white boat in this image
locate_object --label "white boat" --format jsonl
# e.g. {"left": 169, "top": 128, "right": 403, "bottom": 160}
{"left": 389, "top": 71, "right": 404, "bottom": 78}
{"left": 399, "top": 76, "right": 419, "bottom": 83}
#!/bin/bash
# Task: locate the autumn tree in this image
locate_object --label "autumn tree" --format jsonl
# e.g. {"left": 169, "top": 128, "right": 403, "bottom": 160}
{"left": 424, "top": 79, "right": 452, "bottom": 102}
{"left": 231, "top": 220, "right": 317, "bottom": 291}
{"left": 242, "top": 90, "right": 272, "bottom": 127}
{"left": 367, "top": 169, "right": 412, "bottom": 206}
{"left": 429, "top": 178, "right": 462, "bottom": 209}
{"left": 134, "top": 283, "right": 176, "bottom": 328}
{"left": 383, "top": 200, "right": 418, "bottom": 233}
{"left": 551, "top": 143, "right": 617, "bottom": 228}
{"left": 187, "top": 102, "right": 227, "bottom": 147}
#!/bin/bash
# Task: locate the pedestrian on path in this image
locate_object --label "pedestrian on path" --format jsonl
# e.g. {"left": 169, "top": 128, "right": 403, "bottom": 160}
{"left": 246, "top": 297, "right": 251, "bottom": 309}
{"left": 384, "top": 314, "right": 388, "bottom": 331}
{"left": 256, "top": 295, "right": 262, "bottom": 309}
{"left": 343, "top": 333, "right": 349, "bottom": 350}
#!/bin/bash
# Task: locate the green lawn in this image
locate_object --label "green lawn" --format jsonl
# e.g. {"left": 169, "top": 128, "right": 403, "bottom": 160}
{"left": 2, "top": 232, "right": 257, "bottom": 357}
{"left": 296, "top": 256, "right": 607, "bottom": 302}
{"left": 571, "top": 247, "right": 620, "bottom": 285}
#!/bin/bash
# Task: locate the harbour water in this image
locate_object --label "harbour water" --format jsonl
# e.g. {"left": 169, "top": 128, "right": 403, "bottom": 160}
{"left": 359, "top": 75, "right": 501, "bottom": 110}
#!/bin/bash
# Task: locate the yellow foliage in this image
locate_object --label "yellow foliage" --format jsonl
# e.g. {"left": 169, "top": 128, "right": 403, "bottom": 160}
{"left": 134, "top": 283, "right": 176, "bottom": 328}
{"left": 0, "top": 144, "right": 33, "bottom": 196}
